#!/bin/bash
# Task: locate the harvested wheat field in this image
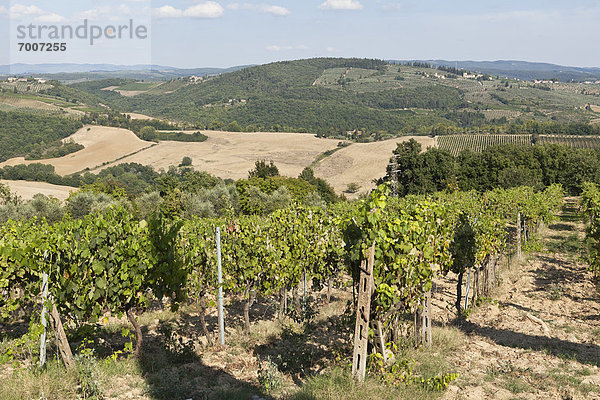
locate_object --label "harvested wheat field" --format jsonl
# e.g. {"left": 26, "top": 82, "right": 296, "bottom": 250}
{"left": 312, "top": 136, "right": 437, "bottom": 198}
{"left": 0, "top": 179, "right": 75, "bottom": 201}
{"left": 125, "top": 113, "right": 156, "bottom": 120}
{"left": 92, "top": 130, "right": 341, "bottom": 179}
{"left": 115, "top": 90, "right": 148, "bottom": 97}
{"left": 0, "top": 126, "right": 154, "bottom": 175}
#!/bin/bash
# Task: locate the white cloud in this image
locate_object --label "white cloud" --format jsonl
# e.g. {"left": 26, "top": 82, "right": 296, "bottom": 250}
{"left": 77, "top": 6, "right": 115, "bottom": 21}
{"left": 9, "top": 4, "right": 66, "bottom": 22}
{"left": 262, "top": 5, "right": 290, "bottom": 16}
{"left": 227, "top": 3, "right": 291, "bottom": 16}
{"left": 319, "top": 0, "right": 363, "bottom": 11}
{"left": 266, "top": 44, "right": 309, "bottom": 51}
{"left": 35, "top": 12, "right": 66, "bottom": 23}
{"left": 153, "top": 2, "right": 224, "bottom": 19}
{"left": 0, "top": 6, "right": 7, "bottom": 15}
{"left": 10, "top": 4, "right": 45, "bottom": 17}
{"left": 153, "top": 5, "right": 182, "bottom": 18}
{"left": 183, "top": 2, "right": 224, "bottom": 18}
{"left": 227, "top": 3, "right": 290, "bottom": 16}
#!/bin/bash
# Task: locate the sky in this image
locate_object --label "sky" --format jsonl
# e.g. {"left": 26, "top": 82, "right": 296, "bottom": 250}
{"left": 1, "top": 0, "right": 599, "bottom": 69}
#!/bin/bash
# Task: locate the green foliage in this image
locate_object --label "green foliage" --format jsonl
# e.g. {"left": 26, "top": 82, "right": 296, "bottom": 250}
{"left": 180, "top": 156, "right": 192, "bottom": 167}
{"left": 140, "top": 126, "right": 157, "bottom": 141}
{"left": 74, "top": 343, "right": 104, "bottom": 400}
{"left": 0, "top": 163, "right": 82, "bottom": 187}
{"left": 25, "top": 139, "right": 84, "bottom": 160}
{"left": 0, "top": 206, "right": 188, "bottom": 334}
{"left": 581, "top": 182, "right": 600, "bottom": 274}
{"left": 65, "top": 191, "right": 117, "bottom": 219}
{"left": 147, "top": 211, "right": 187, "bottom": 309}
{"left": 257, "top": 356, "right": 283, "bottom": 392}
{"left": 153, "top": 131, "right": 207, "bottom": 142}
{"left": 0, "top": 111, "right": 83, "bottom": 162}
{"left": 343, "top": 184, "right": 454, "bottom": 316}
{"left": 345, "top": 183, "right": 361, "bottom": 194}
{"left": 368, "top": 352, "right": 459, "bottom": 391}
{"left": 248, "top": 160, "right": 279, "bottom": 179}
{"left": 381, "top": 139, "right": 456, "bottom": 196}
{"left": 382, "top": 142, "right": 600, "bottom": 196}
{"left": 0, "top": 193, "right": 65, "bottom": 224}
{"left": 0, "top": 317, "right": 44, "bottom": 365}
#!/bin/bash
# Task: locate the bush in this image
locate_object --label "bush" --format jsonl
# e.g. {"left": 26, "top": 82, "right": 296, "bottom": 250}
{"left": 345, "top": 183, "right": 361, "bottom": 193}
{"left": 180, "top": 156, "right": 192, "bottom": 167}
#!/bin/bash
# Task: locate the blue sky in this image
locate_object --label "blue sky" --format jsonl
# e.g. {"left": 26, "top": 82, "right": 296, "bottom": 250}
{"left": 1, "top": 0, "right": 599, "bottom": 68}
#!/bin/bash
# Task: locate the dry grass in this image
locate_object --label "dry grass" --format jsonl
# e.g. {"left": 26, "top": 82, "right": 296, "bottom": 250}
{"left": 312, "top": 136, "right": 436, "bottom": 198}
{"left": 0, "top": 126, "right": 154, "bottom": 175}
{"left": 92, "top": 130, "right": 341, "bottom": 180}
{"left": 124, "top": 113, "right": 156, "bottom": 121}
{"left": 115, "top": 90, "right": 148, "bottom": 97}
{"left": 1, "top": 124, "right": 436, "bottom": 199}
{"left": 0, "top": 179, "right": 74, "bottom": 201}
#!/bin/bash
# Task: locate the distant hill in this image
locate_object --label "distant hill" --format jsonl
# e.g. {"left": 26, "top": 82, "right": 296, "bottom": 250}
{"left": 68, "top": 58, "right": 469, "bottom": 136}
{"left": 3, "top": 58, "right": 600, "bottom": 141}
{"left": 0, "top": 64, "right": 252, "bottom": 82}
{"left": 67, "top": 58, "right": 600, "bottom": 138}
{"left": 392, "top": 60, "right": 600, "bottom": 82}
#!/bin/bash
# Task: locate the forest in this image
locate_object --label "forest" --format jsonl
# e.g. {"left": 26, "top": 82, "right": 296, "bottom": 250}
{"left": 0, "top": 111, "right": 83, "bottom": 162}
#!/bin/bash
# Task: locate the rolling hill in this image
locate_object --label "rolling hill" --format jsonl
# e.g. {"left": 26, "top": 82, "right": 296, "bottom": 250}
{"left": 66, "top": 58, "right": 600, "bottom": 139}
{"left": 403, "top": 60, "right": 600, "bottom": 82}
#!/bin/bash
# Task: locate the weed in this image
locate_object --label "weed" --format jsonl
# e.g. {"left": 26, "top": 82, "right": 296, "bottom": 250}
{"left": 368, "top": 351, "right": 458, "bottom": 391}
{"left": 158, "top": 323, "right": 196, "bottom": 364}
{"left": 286, "top": 298, "right": 318, "bottom": 328}
{"left": 548, "top": 283, "right": 564, "bottom": 300}
{"left": 0, "top": 317, "right": 44, "bottom": 366}
{"left": 257, "top": 356, "right": 283, "bottom": 392}
{"left": 503, "top": 377, "right": 529, "bottom": 394}
{"left": 75, "top": 340, "right": 104, "bottom": 400}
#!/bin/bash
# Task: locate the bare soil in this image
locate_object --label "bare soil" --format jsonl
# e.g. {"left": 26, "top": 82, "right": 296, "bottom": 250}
{"left": 437, "top": 199, "right": 600, "bottom": 399}
{"left": 2, "top": 200, "right": 600, "bottom": 400}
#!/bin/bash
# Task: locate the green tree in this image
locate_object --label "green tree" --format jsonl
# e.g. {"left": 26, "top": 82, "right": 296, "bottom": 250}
{"left": 180, "top": 156, "right": 193, "bottom": 167}
{"left": 248, "top": 160, "right": 279, "bottom": 179}
{"left": 140, "top": 126, "right": 157, "bottom": 141}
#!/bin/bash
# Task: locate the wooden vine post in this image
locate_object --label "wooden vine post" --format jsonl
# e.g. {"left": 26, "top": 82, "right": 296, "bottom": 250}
{"left": 415, "top": 289, "right": 432, "bottom": 347}
{"left": 516, "top": 211, "right": 522, "bottom": 259}
{"left": 49, "top": 302, "right": 75, "bottom": 369}
{"left": 352, "top": 242, "right": 375, "bottom": 382}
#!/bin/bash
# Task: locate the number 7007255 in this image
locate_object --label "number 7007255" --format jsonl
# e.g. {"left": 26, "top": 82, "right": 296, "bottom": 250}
{"left": 18, "top": 43, "right": 67, "bottom": 51}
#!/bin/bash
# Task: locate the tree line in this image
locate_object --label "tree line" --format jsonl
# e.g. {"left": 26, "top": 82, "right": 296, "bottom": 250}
{"left": 380, "top": 140, "right": 600, "bottom": 196}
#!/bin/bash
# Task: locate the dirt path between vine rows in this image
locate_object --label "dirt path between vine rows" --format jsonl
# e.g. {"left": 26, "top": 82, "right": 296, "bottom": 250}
{"left": 435, "top": 199, "right": 600, "bottom": 399}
